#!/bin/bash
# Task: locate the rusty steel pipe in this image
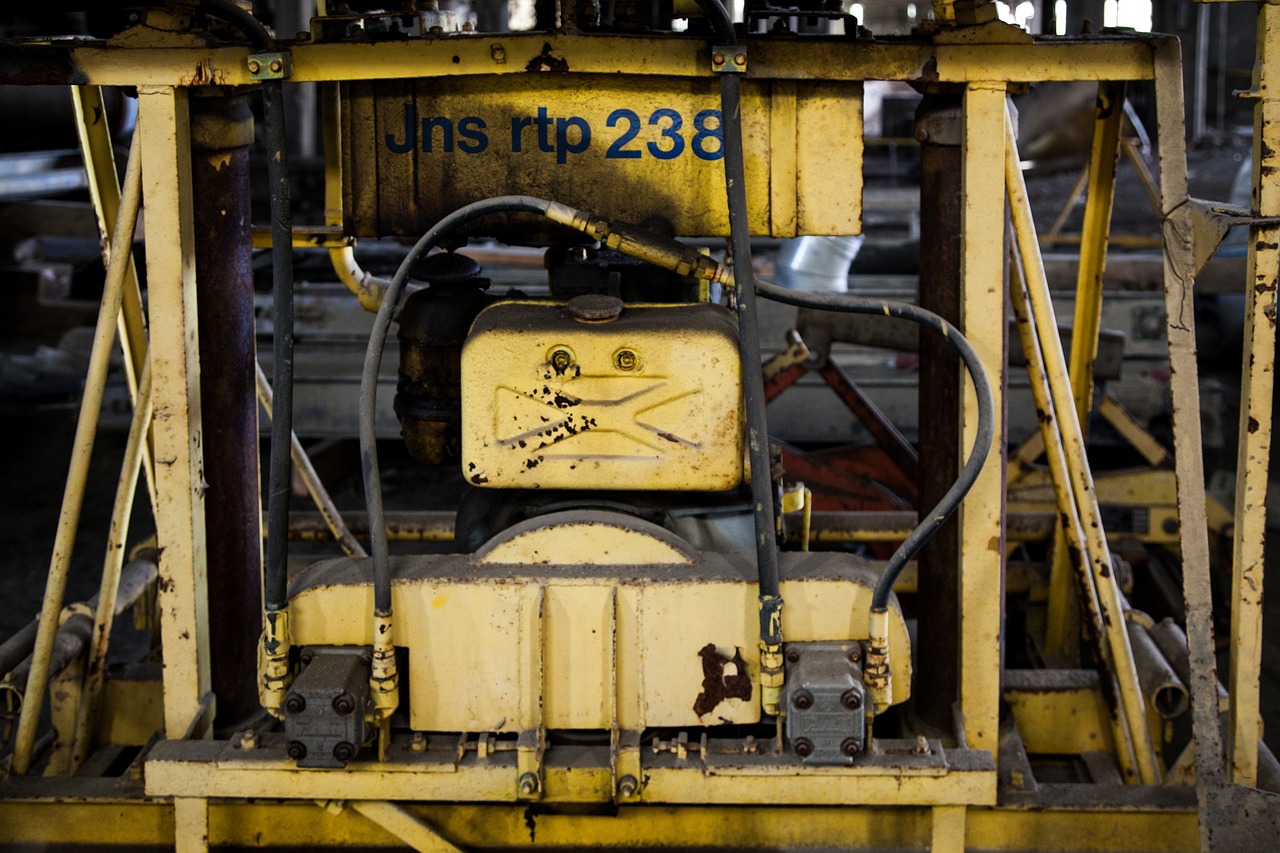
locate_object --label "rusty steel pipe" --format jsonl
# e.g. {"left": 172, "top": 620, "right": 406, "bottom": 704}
{"left": 1125, "top": 615, "right": 1189, "bottom": 721}
{"left": 913, "top": 92, "right": 964, "bottom": 733}
{"left": 190, "top": 91, "right": 263, "bottom": 729}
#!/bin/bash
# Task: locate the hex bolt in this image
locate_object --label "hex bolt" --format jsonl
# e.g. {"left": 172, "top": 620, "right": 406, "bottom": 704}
{"left": 913, "top": 735, "right": 930, "bottom": 755}
{"left": 614, "top": 349, "right": 638, "bottom": 371}
{"left": 286, "top": 740, "right": 307, "bottom": 760}
{"left": 551, "top": 349, "right": 572, "bottom": 371}
{"left": 618, "top": 774, "right": 639, "bottom": 797}
{"left": 712, "top": 51, "right": 726, "bottom": 65}
{"left": 792, "top": 689, "right": 813, "bottom": 710}
{"left": 268, "top": 59, "right": 283, "bottom": 73}
{"left": 333, "top": 742, "right": 357, "bottom": 763}
{"left": 240, "top": 729, "right": 257, "bottom": 750}
{"left": 285, "top": 693, "right": 306, "bottom": 714}
{"left": 332, "top": 693, "right": 356, "bottom": 715}
{"left": 793, "top": 738, "right": 814, "bottom": 758}
{"left": 246, "top": 58, "right": 262, "bottom": 74}
{"left": 490, "top": 44, "right": 506, "bottom": 62}
{"left": 841, "top": 689, "right": 863, "bottom": 710}
{"left": 411, "top": 732, "right": 427, "bottom": 752}
{"left": 841, "top": 738, "right": 862, "bottom": 757}
{"left": 733, "top": 52, "right": 747, "bottom": 66}
{"left": 848, "top": 647, "right": 862, "bottom": 663}
{"left": 518, "top": 772, "right": 540, "bottom": 795}
{"left": 786, "top": 648, "right": 800, "bottom": 663}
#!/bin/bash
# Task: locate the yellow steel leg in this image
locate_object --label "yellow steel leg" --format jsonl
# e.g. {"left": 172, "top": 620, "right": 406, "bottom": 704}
{"left": 1006, "top": 102, "right": 1161, "bottom": 784}
{"left": 959, "top": 80, "right": 1007, "bottom": 755}
{"left": 1009, "top": 242, "right": 1139, "bottom": 782}
{"left": 136, "top": 85, "right": 213, "bottom": 738}
{"left": 1044, "top": 80, "right": 1126, "bottom": 664}
{"left": 1229, "top": 2, "right": 1280, "bottom": 789}
{"left": 68, "top": 361, "right": 153, "bottom": 773}
{"left": 174, "top": 797, "right": 209, "bottom": 853}
{"left": 931, "top": 805, "right": 967, "bottom": 853}
{"left": 9, "top": 136, "right": 144, "bottom": 776}
{"left": 1154, "top": 38, "right": 1225, "bottom": 827}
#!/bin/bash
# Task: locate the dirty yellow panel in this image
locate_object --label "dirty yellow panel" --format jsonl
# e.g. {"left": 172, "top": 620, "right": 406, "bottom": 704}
{"left": 340, "top": 74, "right": 861, "bottom": 238}
{"left": 462, "top": 301, "right": 744, "bottom": 491}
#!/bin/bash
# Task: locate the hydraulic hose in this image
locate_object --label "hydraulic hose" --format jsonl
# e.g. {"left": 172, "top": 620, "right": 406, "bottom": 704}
{"left": 754, "top": 279, "right": 995, "bottom": 611}
{"left": 693, "top": 0, "right": 786, "bottom": 711}
{"left": 361, "top": 196, "right": 553, "bottom": 718}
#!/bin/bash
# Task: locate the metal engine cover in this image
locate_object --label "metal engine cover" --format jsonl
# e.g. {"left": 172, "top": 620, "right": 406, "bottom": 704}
{"left": 461, "top": 299, "right": 743, "bottom": 490}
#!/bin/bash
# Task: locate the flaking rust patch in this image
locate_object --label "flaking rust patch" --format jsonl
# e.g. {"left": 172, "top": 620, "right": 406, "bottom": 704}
{"left": 693, "top": 643, "right": 752, "bottom": 717}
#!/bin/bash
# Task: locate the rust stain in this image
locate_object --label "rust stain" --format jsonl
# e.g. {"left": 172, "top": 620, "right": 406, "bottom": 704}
{"left": 693, "top": 644, "right": 752, "bottom": 717}
{"left": 525, "top": 43, "right": 569, "bottom": 73}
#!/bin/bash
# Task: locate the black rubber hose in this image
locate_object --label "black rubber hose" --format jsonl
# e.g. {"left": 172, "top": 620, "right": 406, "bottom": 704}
{"left": 692, "top": 0, "right": 784, "bottom": 640}
{"left": 360, "top": 196, "right": 552, "bottom": 614}
{"left": 754, "top": 279, "right": 995, "bottom": 612}
{"left": 196, "top": 0, "right": 293, "bottom": 612}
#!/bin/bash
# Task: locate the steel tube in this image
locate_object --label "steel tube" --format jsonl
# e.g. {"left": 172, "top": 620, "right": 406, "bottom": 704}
{"left": 190, "top": 90, "right": 264, "bottom": 729}
{"left": 1125, "top": 616, "right": 1189, "bottom": 721}
{"left": 1009, "top": 238, "right": 1140, "bottom": 783}
{"left": 1006, "top": 104, "right": 1161, "bottom": 784}
{"left": 68, "top": 362, "right": 153, "bottom": 773}
{"left": 10, "top": 136, "right": 143, "bottom": 775}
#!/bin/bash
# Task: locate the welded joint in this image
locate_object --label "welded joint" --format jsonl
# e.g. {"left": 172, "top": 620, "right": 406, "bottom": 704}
{"left": 247, "top": 51, "right": 292, "bottom": 80}
{"left": 712, "top": 45, "right": 747, "bottom": 73}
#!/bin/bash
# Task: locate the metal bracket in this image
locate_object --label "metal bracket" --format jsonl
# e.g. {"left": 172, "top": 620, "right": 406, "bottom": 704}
{"left": 1184, "top": 198, "right": 1280, "bottom": 279}
{"left": 247, "top": 51, "right": 292, "bottom": 80}
{"left": 711, "top": 46, "right": 747, "bottom": 73}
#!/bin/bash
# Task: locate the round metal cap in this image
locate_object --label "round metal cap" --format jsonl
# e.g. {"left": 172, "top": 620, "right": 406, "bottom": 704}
{"left": 568, "top": 294, "right": 624, "bottom": 323}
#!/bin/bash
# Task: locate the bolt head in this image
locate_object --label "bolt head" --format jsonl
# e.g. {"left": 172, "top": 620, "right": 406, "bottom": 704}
{"left": 247, "top": 58, "right": 261, "bottom": 73}
{"left": 269, "top": 59, "right": 283, "bottom": 73}
{"left": 841, "top": 689, "right": 863, "bottom": 710}
{"left": 333, "top": 693, "right": 356, "bottom": 715}
{"left": 286, "top": 740, "right": 307, "bottom": 760}
{"left": 518, "top": 772, "right": 539, "bottom": 795}
{"left": 786, "top": 648, "right": 800, "bottom": 663}
{"left": 285, "top": 693, "right": 306, "bottom": 714}
{"left": 841, "top": 737, "right": 862, "bottom": 757}
{"left": 618, "top": 774, "right": 639, "bottom": 797}
{"left": 333, "top": 741, "right": 357, "bottom": 762}
{"left": 792, "top": 689, "right": 813, "bottom": 710}
{"left": 733, "top": 52, "right": 747, "bottom": 66}
{"left": 713, "top": 51, "right": 726, "bottom": 65}
{"left": 614, "top": 349, "right": 638, "bottom": 371}
{"left": 793, "top": 738, "right": 814, "bottom": 757}
{"left": 848, "top": 647, "right": 862, "bottom": 663}
{"left": 551, "top": 349, "right": 572, "bottom": 370}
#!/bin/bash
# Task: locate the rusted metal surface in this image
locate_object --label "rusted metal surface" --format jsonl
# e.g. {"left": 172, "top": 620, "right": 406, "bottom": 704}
{"left": 396, "top": 276, "right": 491, "bottom": 465}
{"left": 914, "top": 91, "right": 964, "bottom": 734}
{"left": 190, "top": 91, "right": 261, "bottom": 730}
{"left": 693, "top": 644, "right": 753, "bottom": 718}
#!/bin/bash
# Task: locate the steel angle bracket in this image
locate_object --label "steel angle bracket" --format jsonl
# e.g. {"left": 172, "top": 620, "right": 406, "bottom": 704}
{"left": 1183, "top": 198, "right": 1280, "bottom": 278}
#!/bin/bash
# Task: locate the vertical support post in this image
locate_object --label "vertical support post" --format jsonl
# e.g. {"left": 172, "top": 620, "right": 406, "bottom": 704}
{"left": 137, "top": 85, "right": 213, "bottom": 739}
{"left": 915, "top": 91, "right": 964, "bottom": 733}
{"left": 1154, "top": 35, "right": 1224, "bottom": 838}
{"left": 190, "top": 90, "right": 262, "bottom": 730}
{"left": 958, "top": 81, "right": 1007, "bottom": 755}
{"left": 1229, "top": 3, "right": 1280, "bottom": 789}
{"left": 174, "top": 797, "right": 210, "bottom": 853}
{"left": 930, "top": 805, "right": 967, "bottom": 853}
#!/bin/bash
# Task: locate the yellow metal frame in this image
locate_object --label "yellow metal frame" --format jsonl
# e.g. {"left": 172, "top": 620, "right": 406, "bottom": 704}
{"left": 1, "top": 9, "right": 1274, "bottom": 851}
